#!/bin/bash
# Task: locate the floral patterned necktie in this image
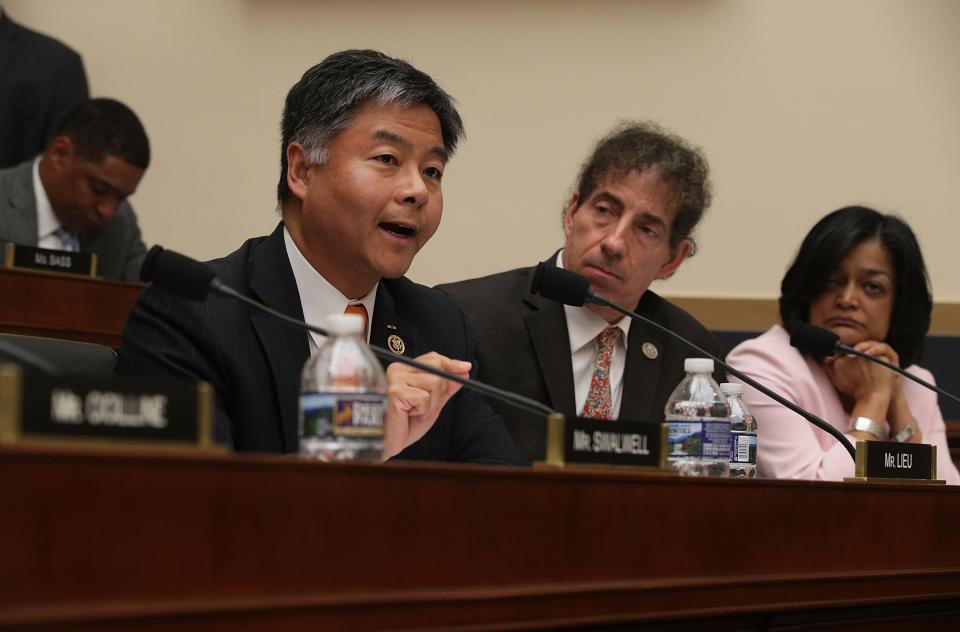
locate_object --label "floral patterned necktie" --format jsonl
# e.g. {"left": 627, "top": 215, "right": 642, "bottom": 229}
{"left": 580, "top": 326, "right": 622, "bottom": 419}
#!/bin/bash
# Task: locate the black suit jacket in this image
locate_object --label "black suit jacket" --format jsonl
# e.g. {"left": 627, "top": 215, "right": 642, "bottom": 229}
{"left": 0, "top": 11, "right": 88, "bottom": 168}
{"left": 118, "top": 223, "right": 525, "bottom": 465}
{"left": 436, "top": 256, "right": 724, "bottom": 461}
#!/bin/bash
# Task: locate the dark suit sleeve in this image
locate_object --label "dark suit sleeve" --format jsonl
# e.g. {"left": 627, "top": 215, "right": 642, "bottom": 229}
{"left": 446, "top": 389, "right": 529, "bottom": 465}
{"left": 391, "top": 292, "right": 528, "bottom": 466}
{"left": 448, "top": 308, "right": 528, "bottom": 465}
{"left": 43, "top": 49, "right": 88, "bottom": 145}
{"left": 118, "top": 286, "right": 234, "bottom": 445}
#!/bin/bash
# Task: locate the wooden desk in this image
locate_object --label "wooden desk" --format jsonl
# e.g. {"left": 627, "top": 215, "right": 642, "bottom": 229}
{"left": 0, "top": 268, "right": 142, "bottom": 348}
{"left": 1, "top": 446, "right": 958, "bottom": 630}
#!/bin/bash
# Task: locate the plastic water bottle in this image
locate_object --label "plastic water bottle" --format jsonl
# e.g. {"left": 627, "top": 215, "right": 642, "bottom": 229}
{"left": 298, "top": 313, "right": 386, "bottom": 461}
{"left": 663, "top": 358, "right": 731, "bottom": 476}
{"left": 721, "top": 383, "right": 758, "bottom": 478}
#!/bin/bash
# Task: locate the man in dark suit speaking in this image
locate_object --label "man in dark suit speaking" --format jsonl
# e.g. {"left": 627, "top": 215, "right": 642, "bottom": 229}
{"left": 119, "top": 50, "right": 523, "bottom": 465}
{"left": 437, "top": 122, "right": 722, "bottom": 461}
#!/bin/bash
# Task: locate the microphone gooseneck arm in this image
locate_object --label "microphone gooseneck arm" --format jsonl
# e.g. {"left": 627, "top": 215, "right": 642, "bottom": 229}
{"left": 209, "top": 280, "right": 556, "bottom": 419}
{"left": 583, "top": 289, "right": 857, "bottom": 461}
{"left": 791, "top": 322, "right": 960, "bottom": 407}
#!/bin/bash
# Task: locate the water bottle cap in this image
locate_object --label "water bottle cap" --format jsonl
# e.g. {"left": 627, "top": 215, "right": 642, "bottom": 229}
{"left": 720, "top": 382, "right": 744, "bottom": 395}
{"left": 325, "top": 313, "right": 364, "bottom": 336}
{"left": 684, "top": 358, "right": 714, "bottom": 373}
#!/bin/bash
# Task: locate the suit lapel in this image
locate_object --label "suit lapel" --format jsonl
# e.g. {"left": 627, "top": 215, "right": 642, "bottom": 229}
{"left": 371, "top": 282, "right": 419, "bottom": 363}
{"left": 523, "top": 263, "right": 577, "bottom": 417}
{"left": 248, "top": 224, "right": 309, "bottom": 452}
{"left": 619, "top": 294, "right": 669, "bottom": 423}
{"left": 2, "top": 161, "right": 40, "bottom": 245}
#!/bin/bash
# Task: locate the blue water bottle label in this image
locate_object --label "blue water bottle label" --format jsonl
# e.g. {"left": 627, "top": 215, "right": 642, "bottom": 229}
{"left": 702, "top": 421, "right": 731, "bottom": 459}
{"left": 333, "top": 394, "right": 386, "bottom": 437}
{"left": 300, "top": 392, "right": 385, "bottom": 438}
{"left": 666, "top": 420, "right": 730, "bottom": 460}
{"left": 667, "top": 421, "right": 703, "bottom": 457}
{"left": 301, "top": 393, "right": 336, "bottom": 438}
{"left": 730, "top": 431, "right": 757, "bottom": 464}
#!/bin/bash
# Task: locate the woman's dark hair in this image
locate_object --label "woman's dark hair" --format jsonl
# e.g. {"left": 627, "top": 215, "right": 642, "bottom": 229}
{"left": 779, "top": 205, "right": 931, "bottom": 367}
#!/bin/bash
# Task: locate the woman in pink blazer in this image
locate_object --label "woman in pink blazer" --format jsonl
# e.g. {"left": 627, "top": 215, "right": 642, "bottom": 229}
{"left": 727, "top": 206, "right": 959, "bottom": 484}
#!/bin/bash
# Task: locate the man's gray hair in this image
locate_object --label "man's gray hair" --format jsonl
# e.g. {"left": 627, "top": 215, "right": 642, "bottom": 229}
{"left": 277, "top": 49, "right": 465, "bottom": 205}
{"left": 571, "top": 121, "right": 712, "bottom": 250}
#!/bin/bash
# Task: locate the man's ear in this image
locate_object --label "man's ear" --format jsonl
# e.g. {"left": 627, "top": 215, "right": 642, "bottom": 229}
{"left": 562, "top": 192, "right": 581, "bottom": 239}
{"left": 656, "top": 238, "right": 693, "bottom": 280}
{"left": 285, "top": 143, "right": 312, "bottom": 201}
{"left": 46, "top": 136, "right": 75, "bottom": 169}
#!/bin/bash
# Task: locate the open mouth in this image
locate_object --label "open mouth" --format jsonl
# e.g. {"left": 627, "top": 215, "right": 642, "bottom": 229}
{"left": 379, "top": 221, "right": 416, "bottom": 238}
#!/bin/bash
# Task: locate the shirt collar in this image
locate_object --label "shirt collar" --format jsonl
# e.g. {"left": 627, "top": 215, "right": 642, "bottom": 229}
{"left": 283, "top": 226, "right": 377, "bottom": 344}
{"left": 557, "top": 249, "right": 630, "bottom": 353}
{"left": 33, "top": 157, "right": 63, "bottom": 241}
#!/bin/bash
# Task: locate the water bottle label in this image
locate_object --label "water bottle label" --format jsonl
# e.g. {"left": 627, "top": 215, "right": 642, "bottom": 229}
{"left": 301, "top": 393, "right": 385, "bottom": 438}
{"left": 666, "top": 420, "right": 730, "bottom": 460}
{"left": 730, "top": 431, "right": 757, "bottom": 464}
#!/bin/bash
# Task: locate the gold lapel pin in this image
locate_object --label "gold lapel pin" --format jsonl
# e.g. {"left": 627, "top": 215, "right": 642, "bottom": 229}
{"left": 387, "top": 334, "right": 406, "bottom": 355}
{"left": 641, "top": 342, "right": 658, "bottom": 360}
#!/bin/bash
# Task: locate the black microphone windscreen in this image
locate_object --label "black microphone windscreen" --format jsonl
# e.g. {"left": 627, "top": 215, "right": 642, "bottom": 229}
{"left": 529, "top": 261, "right": 589, "bottom": 307}
{"left": 790, "top": 323, "right": 839, "bottom": 358}
{"left": 141, "top": 246, "right": 215, "bottom": 302}
{"left": 140, "top": 245, "right": 164, "bottom": 283}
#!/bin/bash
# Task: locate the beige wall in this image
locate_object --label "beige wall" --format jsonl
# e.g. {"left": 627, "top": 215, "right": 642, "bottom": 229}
{"left": 7, "top": 0, "right": 960, "bottom": 302}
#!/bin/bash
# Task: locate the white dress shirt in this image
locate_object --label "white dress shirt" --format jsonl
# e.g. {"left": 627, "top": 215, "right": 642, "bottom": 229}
{"left": 283, "top": 226, "right": 377, "bottom": 356}
{"left": 33, "top": 157, "right": 77, "bottom": 250}
{"left": 557, "top": 250, "right": 631, "bottom": 418}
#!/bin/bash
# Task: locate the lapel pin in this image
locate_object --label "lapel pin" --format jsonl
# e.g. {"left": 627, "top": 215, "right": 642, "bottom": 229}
{"left": 642, "top": 342, "right": 658, "bottom": 360}
{"left": 387, "top": 334, "right": 406, "bottom": 355}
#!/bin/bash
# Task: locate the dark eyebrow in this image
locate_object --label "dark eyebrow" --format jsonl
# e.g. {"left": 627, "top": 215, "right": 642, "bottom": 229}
{"left": 592, "top": 191, "right": 624, "bottom": 211}
{"left": 635, "top": 212, "right": 668, "bottom": 231}
{"left": 592, "top": 191, "right": 667, "bottom": 228}
{"left": 372, "top": 130, "right": 449, "bottom": 164}
{"left": 90, "top": 176, "right": 128, "bottom": 198}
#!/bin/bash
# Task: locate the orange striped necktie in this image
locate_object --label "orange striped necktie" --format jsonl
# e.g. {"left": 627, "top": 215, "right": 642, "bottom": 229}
{"left": 344, "top": 303, "right": 369, "bottom": 339}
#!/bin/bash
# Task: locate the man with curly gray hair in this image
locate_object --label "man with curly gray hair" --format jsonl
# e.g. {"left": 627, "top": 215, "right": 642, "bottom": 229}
{"left": 438, "top": 121, "right": 721, "bottom": 461}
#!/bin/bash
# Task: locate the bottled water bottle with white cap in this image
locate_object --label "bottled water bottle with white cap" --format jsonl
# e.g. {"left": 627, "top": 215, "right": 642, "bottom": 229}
{"left": 663, "top": 358, "right": 731, "bottom": 476}
{"left": 298, "top": 313, "right": 386, "bottom": 461}
{"left": 721, "top": 382, "right": 758, "bottom": 478}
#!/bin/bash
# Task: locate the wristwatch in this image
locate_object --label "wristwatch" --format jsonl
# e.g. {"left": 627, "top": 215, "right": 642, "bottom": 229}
{"left": 894, "top": 420, "right": 919, "bottom": 443}
{"left": 849, "top": 416, "right": 890, "bottom": 440}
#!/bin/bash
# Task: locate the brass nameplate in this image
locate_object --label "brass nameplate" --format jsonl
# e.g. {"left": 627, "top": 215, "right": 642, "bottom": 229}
{"left": 0, "top": 364, "right": 216, "bottom": 450}
{"left": 544, "top": 414, "right": 667, "bottom": 470}
{"left": 3, "top": 242, "right": 98, "bottom": 278}
{"left": 845, "top": 440, "right": 944, "bottom": 484}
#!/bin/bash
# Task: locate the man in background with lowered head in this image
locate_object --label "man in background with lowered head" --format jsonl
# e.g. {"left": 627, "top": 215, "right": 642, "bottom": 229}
{"left": 0, "top": 97, "right": 149, "bottom": 281}
{"left": 438, "top": 121, "right": 722, "bottom": 461}
{"left": 119, "top": 49, "right": 523, "bottom": 464}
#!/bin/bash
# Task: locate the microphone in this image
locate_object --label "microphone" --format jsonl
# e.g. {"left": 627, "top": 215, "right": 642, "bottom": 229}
{"left": 140, "top": 246, "right": 559, "bottom": 421}
{"left": 529, "top": 261, "right": 857, "bottom": 460}
{"left": 791, "top": 322, "right": 960, "bottom": 406}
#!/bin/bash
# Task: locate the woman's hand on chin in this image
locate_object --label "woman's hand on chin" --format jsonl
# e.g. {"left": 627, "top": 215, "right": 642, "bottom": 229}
{"left": 824, "top": 339, "right": 899, "bottom": 418}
